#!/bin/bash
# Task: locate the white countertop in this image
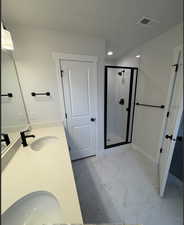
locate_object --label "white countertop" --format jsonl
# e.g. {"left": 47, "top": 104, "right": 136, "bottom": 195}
{"left": 1, "top": 125, "right": 83, "bottom": 224}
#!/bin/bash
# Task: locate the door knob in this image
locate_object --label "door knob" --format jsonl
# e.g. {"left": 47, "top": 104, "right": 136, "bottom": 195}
{"left": 165, "top": 134, "right": 173, "bottom": 140}
{"left": 173, "top": 136, "right": 183, "bottom": 142}
{"left": 177, "top": 136, "right": 182, "bottom": 141}
{"left": 90, "top": 118, "right": 96, "bottom": 122}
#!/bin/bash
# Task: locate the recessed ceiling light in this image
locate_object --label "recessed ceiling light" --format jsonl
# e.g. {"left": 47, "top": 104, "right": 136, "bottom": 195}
{"left": 136, "top": 55, "right": 141, "bottom": 58}
{"left": 107, "top": 51, "right": 114, "bottom": 56}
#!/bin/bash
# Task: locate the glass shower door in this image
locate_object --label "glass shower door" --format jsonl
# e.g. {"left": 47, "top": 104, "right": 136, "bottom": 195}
{"left": 104, "top": 66, "right": 138, "bottom": 148}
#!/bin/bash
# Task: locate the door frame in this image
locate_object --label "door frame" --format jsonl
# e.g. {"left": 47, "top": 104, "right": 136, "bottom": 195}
{"left": 158, "top": 45, "right": 183, "bottom": 196}
{"left": 104, "top": 65, "right": 138, "bottom": 149}
{"left": 53, "top": 53, "right": 98, "bottom": 153}
{"left": 157, "top": 45, "right": 183, "bottom": 164}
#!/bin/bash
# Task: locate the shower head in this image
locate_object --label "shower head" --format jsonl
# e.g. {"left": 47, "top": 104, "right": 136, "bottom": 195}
{"left": 118, "top": 70, "right": 125, "bottom": 76}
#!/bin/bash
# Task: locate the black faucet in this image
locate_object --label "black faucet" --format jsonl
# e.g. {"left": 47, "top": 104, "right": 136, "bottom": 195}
{"left": 20, "top": 130, "right": 35, "bottom": 147}
{"left": 1, "top": 133, "right": 10, "bottom": 146}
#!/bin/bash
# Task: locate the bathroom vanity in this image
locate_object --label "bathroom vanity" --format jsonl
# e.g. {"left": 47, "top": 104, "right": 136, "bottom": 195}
{"left": 1, "top": 47, "right": 82, "bottom": 224}
{"left": 1, "top": 125, "right": 83, "bottom": 224}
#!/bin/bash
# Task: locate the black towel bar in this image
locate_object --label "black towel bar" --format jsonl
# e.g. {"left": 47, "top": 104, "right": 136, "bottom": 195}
{"left": 136, "top": 102, "right": 165, "bottom": 109}
{"left": 1, "top": 93, "right": 13, "bottom": 97}
{"left": 31, "top": 92, "right": 50, "bottom": 96}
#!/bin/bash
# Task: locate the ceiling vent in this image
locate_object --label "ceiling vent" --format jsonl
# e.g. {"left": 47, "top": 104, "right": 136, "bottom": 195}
{"left": 137, "top": 17, "right": 159, "bottom": 26}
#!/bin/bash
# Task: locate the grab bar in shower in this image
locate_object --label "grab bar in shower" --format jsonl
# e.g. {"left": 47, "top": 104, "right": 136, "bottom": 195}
{"left": 136, "top": 102, "right": 165, "bottom": 109}
{"left": 31, "top": 92, "right": 50, "bottom": 96}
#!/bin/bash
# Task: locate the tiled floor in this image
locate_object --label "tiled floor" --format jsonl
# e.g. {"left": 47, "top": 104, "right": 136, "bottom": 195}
{"left": 72, "top": 149, "right": 183, "bottom": 225}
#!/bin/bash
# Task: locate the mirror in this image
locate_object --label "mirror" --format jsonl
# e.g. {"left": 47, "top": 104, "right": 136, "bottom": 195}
{"left": 104, "top": 66, "right": 138, "bottom": 148}
{"left": 1, "top": 50, "right": 29, "bottom": 153}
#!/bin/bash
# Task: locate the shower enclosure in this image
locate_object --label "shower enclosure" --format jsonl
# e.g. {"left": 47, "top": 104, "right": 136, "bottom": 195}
{"left": 104, "top": 66, "right": 138, "bottom": 148}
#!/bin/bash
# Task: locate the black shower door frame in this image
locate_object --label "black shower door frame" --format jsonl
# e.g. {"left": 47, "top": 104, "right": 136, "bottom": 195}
{"left": 104, "top": 65, "right": 138, "bottom": 149}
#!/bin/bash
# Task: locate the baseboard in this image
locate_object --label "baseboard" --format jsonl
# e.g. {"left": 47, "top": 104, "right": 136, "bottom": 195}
{"left": 132, "top": 143, "right": 157, "bottom": 164}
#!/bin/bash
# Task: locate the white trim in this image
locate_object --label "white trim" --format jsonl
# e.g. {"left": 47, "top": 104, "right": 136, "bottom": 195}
{"left": 132, "top": 143, "right": 157, "bottom": 164}
{"left": 52, "top": 52, "right": 99, "bottom": 156}
{"left": 156, "top": 45, "right": 183, "bottom": 164}
{"left": 53, "top": 53, "right": 98, "bottom": 63}
{"left": 158, "top": 46, "right": 183, "bottom": 196}
{"left": 160, "top": 96, "right": 183, "bottom": 196}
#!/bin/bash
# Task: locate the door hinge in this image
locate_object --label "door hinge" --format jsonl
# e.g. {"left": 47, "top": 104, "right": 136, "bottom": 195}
{"left": 166, "top": 111, "right": 170, "bottom": 118}
{"left": 172, "top": 64, "right": 179, "bottom": 72}
{"left": 160, "top": 148, "right": 163, "bottom": 153}
{"left": 65, "top": 113, "right": 67, "bottom": 119}
{"left": 60, "top": 70, "right": 64, "bottom": 77}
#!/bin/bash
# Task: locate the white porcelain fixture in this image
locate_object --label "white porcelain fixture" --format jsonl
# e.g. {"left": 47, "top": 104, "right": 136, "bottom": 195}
{"left": 2, "top": 191, "right": 63, "bottom": 225}
{"left": 30, "top": 136, "right": 59, "bottom": 151}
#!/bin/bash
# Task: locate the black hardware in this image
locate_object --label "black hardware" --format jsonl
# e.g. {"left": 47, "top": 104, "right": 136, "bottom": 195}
{"left": 1, "top": 133, "right": 10, "bottom": 146}
{"left": 31, "top": 92, "right": 50, "bottom": 96}
{"left": 166, "top": 112, "right": 170, "bottom": 117}
{"left": 118, "top": 70, "right": 125, "bottom": 76}
{"left": 20, "top": 130, "right": 35, "bottom": 147}
{"left": 165, "top": 134, "right": 173, "bottom": 140}
{"left": 126, "top": 107, "right": 129, "bottom": 111}
{"left": 172, "top": 64, "right": 179, "bottom": 72}
{"left": 136, "top": 102, "right": 165, "bottom": 109}
{"left": 119, "top": 98, "right": 125, "bottom": 105}
{"left": 1, "top": 93, "right": 13, "bottom": 98}
{"left": 60, "top": 70, "right": 64, "bottom": 77}
{"left": 160, "top": 148, "right": 163, "bottom": 153}
{"left": 90, "top": 118, "right": 96, "bottom": 122}
{"left": 172, "top": 136, "right": 182, "bottom": 142}
{"left": 126, "top": 69, "right": 134, "bottom": 143}
{"left": 65, "top": 113, "right": 67, "bottom": 119}
{"left": 130, "top": 69, "right": 138, "bottom": 143}
{"left": 104, "top": 65, "right": 138, "bottom": 149}
{"left": 177, "top": 136, "right": 182, "bottom": 141}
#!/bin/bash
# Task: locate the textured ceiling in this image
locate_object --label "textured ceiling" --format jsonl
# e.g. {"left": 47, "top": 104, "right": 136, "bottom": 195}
{"left": 2, "top": 0, "right": 183, "bottom": 59}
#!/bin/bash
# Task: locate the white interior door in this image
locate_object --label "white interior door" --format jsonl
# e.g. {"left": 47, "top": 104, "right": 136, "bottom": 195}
{"left": 60, "top": 58, "right": 97, "bottom": 160}
{"left": 159, "top": 47, "right": 183, "bottom": 196}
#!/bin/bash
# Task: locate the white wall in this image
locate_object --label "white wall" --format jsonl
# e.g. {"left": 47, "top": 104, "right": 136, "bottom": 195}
{"left": 117, "top": 24, "right": 183, "bottom": 163}
{"left": 10, "top": 25, "right": 106, "bottom": 153}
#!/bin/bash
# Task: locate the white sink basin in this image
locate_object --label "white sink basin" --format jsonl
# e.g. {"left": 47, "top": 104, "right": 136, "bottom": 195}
{"left": 2, "top": 191, "right": 63, "bottom": 225}
{"left": 30, "top": 136, "right": 59, "bottom": 151}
